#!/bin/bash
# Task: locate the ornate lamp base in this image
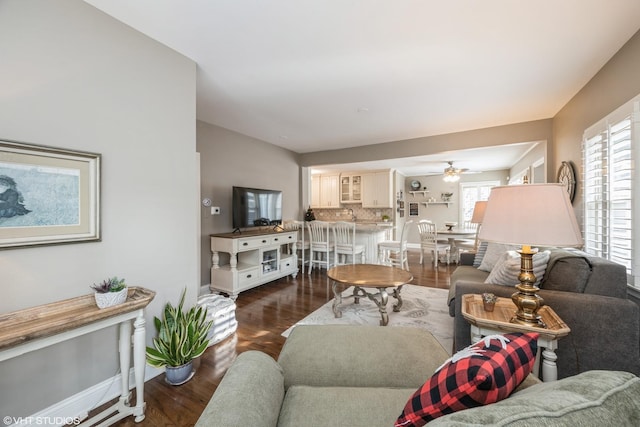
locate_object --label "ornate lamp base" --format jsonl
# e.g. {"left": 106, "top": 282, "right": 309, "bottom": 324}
{"left": 510, "top": 250, "right": 547, "bottom": 328}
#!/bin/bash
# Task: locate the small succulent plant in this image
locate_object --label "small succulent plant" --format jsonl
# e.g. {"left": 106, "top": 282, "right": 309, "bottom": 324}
{"left": 91, "top": 277, "right": 126, "bottom": 293}
{"left": 482, "top": 292, "right": 497, "bottom": 303}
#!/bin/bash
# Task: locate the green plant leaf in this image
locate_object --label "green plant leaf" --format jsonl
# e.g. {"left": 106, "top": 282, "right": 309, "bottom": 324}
{"left": 145, "top": 288, "right": 212, "bottom": 368}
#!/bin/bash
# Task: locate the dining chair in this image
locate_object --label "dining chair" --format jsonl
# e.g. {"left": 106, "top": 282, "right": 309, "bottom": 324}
{"left": 333, "top": 221, "right": 366, "bottom": 266}
{"left": 452, "top": 221, "right": 480, "bottom": 262}
{"left": 307, "top": 220, "right": 334, "bottom": 274}
{"left": 417, "top": 220, "right": 450, "bottom": 266}
{"left": 422, "top": 219, "right": 450, "bottom": 245}
{"left": 282, "top": 220, "right": 310, "bottom": 274}
{"left": 377, "top": 220, "right": 413, "bottom": 270}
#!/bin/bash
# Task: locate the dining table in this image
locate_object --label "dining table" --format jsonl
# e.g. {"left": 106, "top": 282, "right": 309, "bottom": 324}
{"left": 436, "top": 227, "right": 478, "bottom": 263}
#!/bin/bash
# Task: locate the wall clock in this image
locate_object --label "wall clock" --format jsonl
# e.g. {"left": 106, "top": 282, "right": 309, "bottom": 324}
{"left": 557, "top": 161, "right": 576, "bottom": 203}
{"left": 410, "top": 180, "right": 421, "bottom": 191}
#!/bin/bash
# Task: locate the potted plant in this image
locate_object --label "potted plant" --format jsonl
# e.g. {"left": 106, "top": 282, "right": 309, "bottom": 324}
{"left": 381, "top": 214, "right": 390, "bottom": 222}
{"left": 146, "top": 289, "right": 213, "bottom": 385}
{"left": 91, "top": 277, "right": 128, "bottom": 309}
{"left": 482, "top": 292, "right": 497, "bottom": 312}
{"left": 441, "top": 192, "right": 453, "bottom": 202}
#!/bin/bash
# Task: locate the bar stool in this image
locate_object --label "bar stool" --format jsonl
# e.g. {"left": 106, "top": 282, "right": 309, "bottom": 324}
{"left": 282, "top": 220, "right": 310, "bottom": 274}
{"left": 333, "top": 221, "right": 366, "bottom": 265}
{"left": 377, "top": 220, "right": 413, "bottom": 270}
{"left": 307, "top": 220, "right": 334, "bottom": 274}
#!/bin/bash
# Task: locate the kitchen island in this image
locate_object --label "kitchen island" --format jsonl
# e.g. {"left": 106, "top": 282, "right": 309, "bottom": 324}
{"left": 350, "top": 222, "right": 393, "bottom": 264}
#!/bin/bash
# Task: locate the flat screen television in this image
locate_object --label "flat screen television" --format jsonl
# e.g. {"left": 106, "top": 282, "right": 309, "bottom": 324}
{"left": 232, "top": 186, "right": 283, "bottom": 230}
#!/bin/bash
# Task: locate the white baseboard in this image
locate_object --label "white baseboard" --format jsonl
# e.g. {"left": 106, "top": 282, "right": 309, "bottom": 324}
{"left": 200, "top": 283, "right": 212, "bottom": 296}
{"left": 12, "top": 366, "right": 163, "bottom": 427}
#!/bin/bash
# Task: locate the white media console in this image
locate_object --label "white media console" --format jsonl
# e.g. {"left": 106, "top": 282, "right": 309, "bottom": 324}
{"left": 210, "top": 229, "right": 298, "bottom": 299}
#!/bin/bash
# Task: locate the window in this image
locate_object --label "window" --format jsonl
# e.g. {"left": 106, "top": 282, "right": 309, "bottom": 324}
{"left": 459, "top": 181, "right": 499, "bottom": 223}
{"left": 583, "top": 95, "right": 639, "bottom": 288}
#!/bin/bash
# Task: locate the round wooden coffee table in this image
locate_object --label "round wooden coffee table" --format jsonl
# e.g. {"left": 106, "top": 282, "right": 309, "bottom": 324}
{"left": 327, "top": 264, "right": 413, "bottom": 326}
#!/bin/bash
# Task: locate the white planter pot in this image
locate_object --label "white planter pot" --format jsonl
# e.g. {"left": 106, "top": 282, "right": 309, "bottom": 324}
{"left": 165, "top": 361, "right": 195, "bottom": 385}
{"left": 94, "top": 287, "right": 128, "bottom": 309}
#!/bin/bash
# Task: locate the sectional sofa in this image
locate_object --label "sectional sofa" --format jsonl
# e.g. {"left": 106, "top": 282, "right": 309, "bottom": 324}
{"left": 195, "top": 325, "right": 640, "bottom": 426}
{"left": 448, "top": 245, "right": 640, "bottom": 378}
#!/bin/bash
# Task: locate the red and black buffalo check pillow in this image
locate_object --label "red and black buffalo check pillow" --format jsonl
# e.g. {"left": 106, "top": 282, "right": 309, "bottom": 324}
{"left": 395, "top": 332, "right": 539, "bottom": 427}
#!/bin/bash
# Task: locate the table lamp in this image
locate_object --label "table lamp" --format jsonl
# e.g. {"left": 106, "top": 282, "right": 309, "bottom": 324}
{"left": 478, "top": 184, "right": 583, "bottom": 327}
{"left": 470, "top": 201, "right": 487, "bottom": 250}
{"left": 470, "top": 200, "right": 487, "bottom": 224}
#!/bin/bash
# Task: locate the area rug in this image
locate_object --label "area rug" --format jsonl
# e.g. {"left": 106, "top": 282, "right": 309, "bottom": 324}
{"left": 282, "top": 285, "right": 453, "bottom": 355}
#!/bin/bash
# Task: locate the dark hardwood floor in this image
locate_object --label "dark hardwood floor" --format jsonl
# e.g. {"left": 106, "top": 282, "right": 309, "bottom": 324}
{"left": 95, "top": 251, "right": 455, "bottom": 426}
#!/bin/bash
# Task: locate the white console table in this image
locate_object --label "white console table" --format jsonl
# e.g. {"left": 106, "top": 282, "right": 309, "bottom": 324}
{"left": 0, "top": 287, "right": 155, "bottom": 425}
{"left": 210, "top": 229, "right": 298, "bottom": 299}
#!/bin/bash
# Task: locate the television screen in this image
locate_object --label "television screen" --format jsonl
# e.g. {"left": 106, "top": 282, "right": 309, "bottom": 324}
{"left": 232, "top": 186, "right": 283, "bottom": 229}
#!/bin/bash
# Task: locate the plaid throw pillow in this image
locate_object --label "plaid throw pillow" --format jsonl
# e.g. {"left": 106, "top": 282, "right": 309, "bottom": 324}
{"left": 395, "top": 332, "right": 539, "bottom": 427}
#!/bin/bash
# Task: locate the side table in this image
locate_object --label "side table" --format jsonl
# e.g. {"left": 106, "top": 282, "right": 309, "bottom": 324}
{"left": 0, "top": 287, "right": 155, "bottom": 425}
{"left": 461, "top": 294, "right": 570, "bottom": 381}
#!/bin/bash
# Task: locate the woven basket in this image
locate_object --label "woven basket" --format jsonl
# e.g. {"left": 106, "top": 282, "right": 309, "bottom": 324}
{"left": 94, "top": 287, "right": 128, "bottom": 309}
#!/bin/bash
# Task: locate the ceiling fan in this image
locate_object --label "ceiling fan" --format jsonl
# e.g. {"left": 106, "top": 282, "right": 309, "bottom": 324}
{"left": 443, "top": 161, "right": 468, "bottom": 182}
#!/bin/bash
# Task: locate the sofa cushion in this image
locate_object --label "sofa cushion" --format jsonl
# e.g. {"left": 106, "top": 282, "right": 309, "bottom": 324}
{"left": 278, "top": 386, "right": 415, "bottom": 427}
{"left": 395, "top": 332, "right": 538, "bottom": 427}
{"left": 278, "top": 325, "right": 449, "bottom": 390}
{"left": 478, "top": 243, "right": 518, "bottom": 272}
{"left": 539, "top": 249, "right": 591, "bottom": 293}
{"left": 194, "top": 351, "right": 284, "bottom": 427}
{"left": 485, "top": 250, "right": 550, "bottom": 287}
{"left": 428, "top": 370, "right": 640, "bottom": 426}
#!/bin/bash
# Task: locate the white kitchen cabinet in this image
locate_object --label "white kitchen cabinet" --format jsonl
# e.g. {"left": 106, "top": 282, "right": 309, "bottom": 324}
{"left": 340, "top": 174, "right": 362, "bottom": 203}
{"left": 362, "top": 171, "right": 393, "bottom": 208}
{"left": 311, "top": 174, "right": 340, "bottom": 208}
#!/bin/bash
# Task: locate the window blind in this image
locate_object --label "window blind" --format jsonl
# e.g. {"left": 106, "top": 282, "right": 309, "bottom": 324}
{"left": 583, "top": 96, "right": 638, "bottom": 287}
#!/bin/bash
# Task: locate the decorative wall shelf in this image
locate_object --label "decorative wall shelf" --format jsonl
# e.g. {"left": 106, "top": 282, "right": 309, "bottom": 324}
{"left": 408, "top": 190, "right": 430, "bottom": 197}
{"left": 420, "top": 202, "right": 452, "bottom": 207}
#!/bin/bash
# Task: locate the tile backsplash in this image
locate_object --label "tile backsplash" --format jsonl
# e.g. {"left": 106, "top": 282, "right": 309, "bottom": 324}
{"left": 310, "top": 206, "right": 393, "bottom": 222}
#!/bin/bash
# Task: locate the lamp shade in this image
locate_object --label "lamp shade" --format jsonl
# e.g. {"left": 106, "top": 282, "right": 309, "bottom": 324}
{"left": 470, "top": 201, "right": 487, "bottom": 224}
{"left": 478, "top": 184, "right": 583, "bottom": 247}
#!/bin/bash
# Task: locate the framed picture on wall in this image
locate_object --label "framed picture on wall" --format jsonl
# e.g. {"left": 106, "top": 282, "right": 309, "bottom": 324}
{"left": 409, "top": 202, "right": 419, "bottom": 216}
{"left": 0, "top": 139, "right": 101, "bottom": 249}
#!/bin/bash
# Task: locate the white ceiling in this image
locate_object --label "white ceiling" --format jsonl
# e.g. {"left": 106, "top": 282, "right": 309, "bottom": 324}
{"left": 84, "top": 0, "right": 640, "bottom": 171}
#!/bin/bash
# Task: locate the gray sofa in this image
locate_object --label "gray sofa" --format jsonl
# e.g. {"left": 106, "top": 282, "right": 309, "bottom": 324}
{"left": 195, "top": 325, "right": 640, "bottom": 427}
{"left": 449, "top": 247, "right": 640, "bottom": 379}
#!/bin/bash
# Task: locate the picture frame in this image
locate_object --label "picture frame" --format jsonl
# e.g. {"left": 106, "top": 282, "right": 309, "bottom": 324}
{"left": 0, "top": 139, "right": 101, "bottom": 249}
{"left": 409, "top": 202, "right": 419, "bottom": 216}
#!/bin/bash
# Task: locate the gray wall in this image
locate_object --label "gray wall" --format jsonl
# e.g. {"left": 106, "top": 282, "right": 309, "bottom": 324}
{"left": 299, "top": 119, "right": 554, "bottom": 177}
{"left": 0, "top": 0, "right": 197, "bottom": 417}
{"left": 509, "top": 142, "right": 547, "bottom": 182}
{"left": 197, "top": 121, "right": 300, "bottom": 286}
{"left": 554, "top": 29, "right": 640, "bottom": 225}
{"left": 402, "top": 171, "right": 508, "bottom": 244}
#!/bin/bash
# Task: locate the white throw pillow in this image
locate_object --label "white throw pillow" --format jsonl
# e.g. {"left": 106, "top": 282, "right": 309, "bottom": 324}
{"left": 473, "top": 241, "right": 488, "bottom": 267}
{"left": 477, "top": 243, "right": 518, "bottom": 272}
{"left": 484, "top": 250, "right": 551, "bottom": 287}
